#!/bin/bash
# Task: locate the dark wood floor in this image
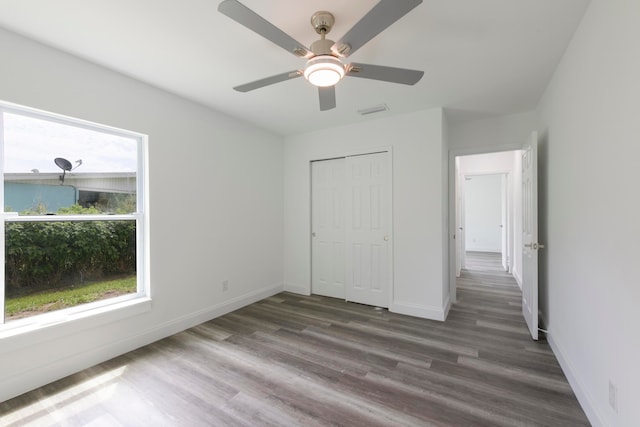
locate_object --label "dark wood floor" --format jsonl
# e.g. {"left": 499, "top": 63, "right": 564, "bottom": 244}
{"left": 1, "top": 253, "right": 589, "bottom": 426}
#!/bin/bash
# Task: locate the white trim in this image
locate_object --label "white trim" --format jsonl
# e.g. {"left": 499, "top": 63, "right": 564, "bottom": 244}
{"left": 513, "top": 270, "right": 522, "bottom": 289}
{"left": 151, "top": 282, "right": 283, "bottom": 336}
{"left": 6, "top": 214, "right": 138, "bottom": 222}
{"left": 0, "top": 100, "right": 146, "bottom": 140}
{"left": 0, "top": 111, "right": 4, "bottom": 325}
{"left": 0, "top": 100, "right": 148, "bottom": 334}
{"left": 0, "top": 297, "right": 151, "bottom": 353}
{"left": 448, "top": 143, "right": 523, "bottom": 304}
{"left": 139, "top": 133, "right": 150, "bottom": 298}
{"left": 0, "top": 282, "right": 283, "bottom": 403}
{"left": 5, "top": 172, "right": 136, "bottom": 180}
{"left": 464, "top": 247, "right": 503, "bottom": 253}
{"left": 308, "top": 146, "right": 393, "bottom": 163}
{"left": 546, "top": 331, "right": 605, "bottom": 427}
{"left": 390, "top": 301, "right": 447, "bottom": 321}
{"left": 283, "top": 283, "right": 311, "bottom": 296}
{"left": 442, "top": 294, "right": 451, "bottom": 320}
{"left": 0, "top": 289, "right": 146, "bottom": 336}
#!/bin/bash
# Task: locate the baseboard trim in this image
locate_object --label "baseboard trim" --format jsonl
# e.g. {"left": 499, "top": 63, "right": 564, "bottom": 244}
{"left": 153, "top": 282, "right": 284, "bottom": 337}
{"left": 442, "top": 295, "right": 451, "bottom": 320}
{"left": 0, "top": 282, "right": 283, "bottom": 403}
{"left": 546, "top": 330, "right": 605, "bottom": 427}
{"left": 283, "top": 283, "right": 310, "bottom": 295}
{"left": 465, "top": 248, "right": 501, "bottom": 253}
{"left": 390, "top": 300, "right": 446, "bottom": 321}
{"left": 513, "top": 270, "right": 523, "bottom": 289}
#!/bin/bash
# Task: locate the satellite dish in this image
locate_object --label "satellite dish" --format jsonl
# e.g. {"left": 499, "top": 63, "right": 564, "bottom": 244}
{"left": 55, "top": 157, "right": 73, "bottom": 171}
{"left": 54, "top": 157, "right": 73, "bottom": 184}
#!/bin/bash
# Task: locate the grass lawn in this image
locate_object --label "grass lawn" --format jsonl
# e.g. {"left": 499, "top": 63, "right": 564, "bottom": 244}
{"left": 6, "top": 276, "right": 136, "bottom": 320}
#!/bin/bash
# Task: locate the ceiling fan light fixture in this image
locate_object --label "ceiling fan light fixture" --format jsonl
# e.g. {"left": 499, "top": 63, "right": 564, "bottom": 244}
{"left": 303, "top": 55, "right": 345, "bottom": 87}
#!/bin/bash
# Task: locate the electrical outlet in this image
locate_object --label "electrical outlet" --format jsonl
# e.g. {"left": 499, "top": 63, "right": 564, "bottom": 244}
{"left": 608, "top": 380, "right": 618, "bottom": 413}
{"left": 222, "top": 280, "right": 229, "bottom": 292}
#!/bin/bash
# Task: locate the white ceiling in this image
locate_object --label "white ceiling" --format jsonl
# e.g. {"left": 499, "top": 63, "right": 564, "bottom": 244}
{"left": 0, "top": 0, "right": 590, "bottom": 136}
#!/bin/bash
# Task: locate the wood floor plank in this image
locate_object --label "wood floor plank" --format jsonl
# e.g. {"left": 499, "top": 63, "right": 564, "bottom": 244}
{"left": 0, "top": 252, "right": 590, "bottom": 426}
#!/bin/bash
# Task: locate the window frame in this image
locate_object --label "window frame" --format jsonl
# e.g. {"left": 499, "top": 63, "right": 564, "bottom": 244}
{"left": 0, "top": 101, "right": 149, "bottom": 334}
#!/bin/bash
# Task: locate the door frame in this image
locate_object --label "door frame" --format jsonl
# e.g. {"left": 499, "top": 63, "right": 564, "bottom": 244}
{"left": 501, "top": 173, "right": 509, "bottom": 272}
{"left": 448, "top": 144, "right": 522, "bottom": 303}
{"left": 455, "top": 158, "right": 465, "bottom": 277}
{"left": 309, "top": 146, "right": 394, "bottom": 307}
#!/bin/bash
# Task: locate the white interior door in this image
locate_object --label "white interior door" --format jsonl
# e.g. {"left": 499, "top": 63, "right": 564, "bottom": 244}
{"left": 460, "top": 180, "right": 466, "bottom": 270}
{"left": 501, "top": 174, "right": 508, "bottom": 271}
{"left": 455, "top": 167, "right": 465, "bottom": 276}
{"left": 345, "top": 153, "right": 391, "bottom": 308}
{"left": 311, "top": 159, "right": 346, "bottom": 299}
{"left": 455, "top": 172, "right": 462, "bottom": 277}
{"left": 522, "top": 132, "right": 540, "bottom": 340}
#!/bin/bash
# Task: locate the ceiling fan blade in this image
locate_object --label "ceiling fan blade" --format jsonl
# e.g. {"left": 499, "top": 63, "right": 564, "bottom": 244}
{"left": 347, "top": 63, "right": 424, "bottom": 85}
{"left": 318, "top": 86, "right": 336, "bottom": 111}
{"left": 233, "top": 71, "right": 302, "bottom": 92}
{"left": 218, "top": 0, "right": 312, "bottom": 58}
{"left": 332, "top": 0, "right": 422, "bottom": 57}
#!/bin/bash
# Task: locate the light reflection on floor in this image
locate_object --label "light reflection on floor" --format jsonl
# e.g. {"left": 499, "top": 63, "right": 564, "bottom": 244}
{"left": 1, "top": 365, "right": 127, "bottom": 427}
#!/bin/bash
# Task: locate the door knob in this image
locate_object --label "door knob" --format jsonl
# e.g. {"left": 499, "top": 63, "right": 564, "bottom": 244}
{"left": 524, "top": 243, "right": 544, "bottom": 250}
{"left": 384, "top": 236, "right": 389, "bottom": 241}
{"left": 312, "top": 232, "right": 316, "bottom": 237}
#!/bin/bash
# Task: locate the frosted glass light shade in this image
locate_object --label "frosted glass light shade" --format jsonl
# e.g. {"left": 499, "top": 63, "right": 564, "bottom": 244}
{"left": 303, "top": 55, "right": 345, "bottom": 87}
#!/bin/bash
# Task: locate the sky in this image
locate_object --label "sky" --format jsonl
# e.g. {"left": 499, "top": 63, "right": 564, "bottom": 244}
{"left": 3, "top": 112, "right": 138, "bottom": 174}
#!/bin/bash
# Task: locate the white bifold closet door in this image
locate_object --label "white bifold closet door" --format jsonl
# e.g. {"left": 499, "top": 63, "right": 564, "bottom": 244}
{"left": 311, "top": 158, "right": 347, "bottom": 299}
{"left": 311, "top": 152, "right": 391, "bottom": 308}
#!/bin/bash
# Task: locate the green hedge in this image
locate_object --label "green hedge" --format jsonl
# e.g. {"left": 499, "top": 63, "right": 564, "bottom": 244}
{"left": 5, "top": 220, "right": 136, "bottom": 296}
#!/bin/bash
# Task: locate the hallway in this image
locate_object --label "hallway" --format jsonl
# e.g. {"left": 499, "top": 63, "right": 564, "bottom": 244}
{"left": 454, "top": 251, "right": 528, "bottom": 333}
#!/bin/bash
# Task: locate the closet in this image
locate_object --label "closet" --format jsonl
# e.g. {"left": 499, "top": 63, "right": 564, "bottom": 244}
{"left": 311, "top": 152, "right": 391, "bottom": 307}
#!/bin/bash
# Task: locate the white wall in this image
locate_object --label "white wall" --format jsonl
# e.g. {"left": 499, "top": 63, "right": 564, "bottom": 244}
{"left": 536, "top": 0, "right": 640, "bottom": 425}
{"left": 464, "top": 174, "right": 503, "bottom": 252}
{"left": 283, "top": 109, "right": 450, "bottom": 320}
{"left": 448, "top": 111, "right": 537, "bottom": 152}
{"left": 0, "top": 28, "right": 284, "bottom": 402}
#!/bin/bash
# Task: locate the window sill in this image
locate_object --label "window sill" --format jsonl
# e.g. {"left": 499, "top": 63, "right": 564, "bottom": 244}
{"left": 0, "top": 296, "right": 152, "bottom": 354}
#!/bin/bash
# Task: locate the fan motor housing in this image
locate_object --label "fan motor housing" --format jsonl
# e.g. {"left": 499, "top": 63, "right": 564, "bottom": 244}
{"left": 310, "top": 38, "right": 334, "bottom": 56}
{"left": 311, "top": 11, "right": 335, "bottom": 35}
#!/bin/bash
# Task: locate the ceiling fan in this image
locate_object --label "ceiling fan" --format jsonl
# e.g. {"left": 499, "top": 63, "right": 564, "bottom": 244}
{"left": 218, "top": 0, "right": 424, "bottom": 111}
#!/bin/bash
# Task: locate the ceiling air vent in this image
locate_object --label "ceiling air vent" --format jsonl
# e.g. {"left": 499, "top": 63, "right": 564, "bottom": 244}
{"left": 357, "top": 104, "right": 389, "bottom": 116}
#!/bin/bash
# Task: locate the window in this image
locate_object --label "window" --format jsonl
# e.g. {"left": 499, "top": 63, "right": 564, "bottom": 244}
{"left": 0, "top": 102, "right": 147, "bottom": 329}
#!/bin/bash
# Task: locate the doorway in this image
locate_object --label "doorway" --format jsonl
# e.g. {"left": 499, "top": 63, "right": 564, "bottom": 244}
{"left": 463, "top": 173, "right": 508, "bottom": 270}
{"left": 452, "top": 150, "right": 523, "bottom": 299}
{"left": 449, "top": 133, "right": 539, "bottom": 340}
{"left": 311, "top": 151, "right": 392, "bottom": 308}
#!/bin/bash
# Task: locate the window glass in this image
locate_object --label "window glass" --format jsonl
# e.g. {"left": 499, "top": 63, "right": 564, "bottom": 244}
{"left": 3, "top": 112, "right": 137, "bottom": 215}
{"left": 1, "top": 108, "right": 145, "bottom": 326}
{"left": 5, "top": 220, "right": 137, "bottom": 321}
